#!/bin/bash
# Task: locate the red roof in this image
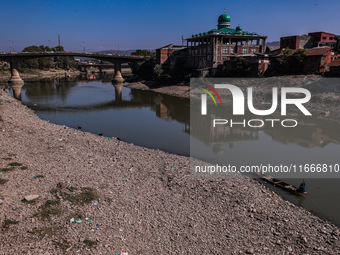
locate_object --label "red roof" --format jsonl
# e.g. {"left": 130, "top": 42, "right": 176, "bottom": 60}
{"left": 276, "top": 47, "right": 333, "bottom": 57}
{"left": 305, "top": 47, "right": 333, "bottom": 56}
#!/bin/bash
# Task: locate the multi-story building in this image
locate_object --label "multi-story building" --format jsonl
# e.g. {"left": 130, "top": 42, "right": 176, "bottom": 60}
{"left": 308, "top": 32, "right": 337, "bottom": 48}
{"left": 186, "top": 11, "right": 267, "bottom": 70}
{"left": 156, "top": 44, "right": 186, "bottom": 68}
{"left": 280, "top": 32, "right": 337, "bottom": 50}
{"left": 280, "top": 34, "right": 314, "bottom": 49}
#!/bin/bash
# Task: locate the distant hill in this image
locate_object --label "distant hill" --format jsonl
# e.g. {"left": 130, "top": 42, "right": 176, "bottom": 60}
{"left": 267, "top": 41, "right": 280, "bottom": 46}
{"left": 97, "top": 49, "right": 156, "bottom": 56}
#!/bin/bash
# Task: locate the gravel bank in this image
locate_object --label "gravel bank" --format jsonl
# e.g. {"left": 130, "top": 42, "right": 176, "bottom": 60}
{"left": 125, "top": 82, "right": 191, "bottom": 98}
{"left": 0, "top": 89, "right": 339, "bottom": 254}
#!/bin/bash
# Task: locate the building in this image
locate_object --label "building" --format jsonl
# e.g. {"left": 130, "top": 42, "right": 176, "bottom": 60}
{"left": 274, "top": 47, "right": 339, "bottom": 73}
{"left": 186, "top": 10, "right": 267, "bottom": 70}
{"left": 308, "top": 32, "right": 337, "bottom": 48}
{"left": 303, "top": 47, "right": 336, "bottom": 73}
{"left": 156, "top": 44, "right": 186, "bottom": 68}
{"left": 280, "top": 34, "right": 313, "bottom": 49}
{"left": 280, "top": 32, "right": 337, "bottom": 50}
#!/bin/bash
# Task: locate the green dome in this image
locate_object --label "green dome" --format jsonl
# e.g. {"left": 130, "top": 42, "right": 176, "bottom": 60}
{"left": 218, "top": 13, "right": 231, "bottom": 23}
{"left": 217, "top": 12, "right": 231, "bottom": 29}
{"left": 236, "top": 25, "right": 242, "bottom": 31}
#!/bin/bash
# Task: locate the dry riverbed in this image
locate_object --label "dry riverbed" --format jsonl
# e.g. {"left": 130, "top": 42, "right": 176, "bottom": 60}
{"left": 0, "top": 68, "right": 82, "bottom": 82}
{"left": 0, "top": 88, "right": 339, "bottom": 254}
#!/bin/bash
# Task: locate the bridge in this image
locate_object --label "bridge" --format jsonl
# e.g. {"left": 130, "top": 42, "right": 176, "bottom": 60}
{"left": 0, "top": 52, "right": 145, "bottom": 84}
{"left": 77, "top": 63, "right": 128, "bottom": 73}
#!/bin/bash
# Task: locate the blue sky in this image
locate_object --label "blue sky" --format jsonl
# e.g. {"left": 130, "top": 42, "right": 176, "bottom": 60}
{"left": 0, "top": 0, "right": 339, "bottom": 52}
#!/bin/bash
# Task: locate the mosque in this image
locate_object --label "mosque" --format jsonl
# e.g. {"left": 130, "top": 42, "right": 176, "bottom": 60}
{"left": 185, "top": 10, "right": 267, "bottom": 69}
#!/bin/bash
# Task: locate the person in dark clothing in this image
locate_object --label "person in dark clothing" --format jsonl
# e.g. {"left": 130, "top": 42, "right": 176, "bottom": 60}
{"left": 297, "top": 181, "right": 306, "bottom": 193}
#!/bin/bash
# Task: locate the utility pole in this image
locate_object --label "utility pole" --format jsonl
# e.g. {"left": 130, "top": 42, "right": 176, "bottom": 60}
{"left": 82, "top": 41, "right": 86, "bottom": 52}
{"left": 9, "top": 40, "right": 11, "bottom": 52}
{"left": 182, "top": 35, "right": 185, "bottom": 46}
{"left": 58, "top": 34, "right": 61, "bottom": 46}
{"left": 48, "top": 40, "right": 51, "bottom": 48}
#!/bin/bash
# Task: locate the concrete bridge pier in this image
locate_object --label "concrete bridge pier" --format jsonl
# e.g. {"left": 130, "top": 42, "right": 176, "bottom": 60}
{"left": 112, "top": 62, "right": 124, "bottom": 83}
{"left": 9, "top": 61, "right": 24, "bottom": 85}
{"left": 11, "top": 82, "right": 24, "bottom": 101}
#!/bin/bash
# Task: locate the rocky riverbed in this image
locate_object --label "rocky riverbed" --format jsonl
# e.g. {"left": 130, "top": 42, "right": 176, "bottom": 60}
{"left": 0, "top": 88, "right": 339, "bottom": 254}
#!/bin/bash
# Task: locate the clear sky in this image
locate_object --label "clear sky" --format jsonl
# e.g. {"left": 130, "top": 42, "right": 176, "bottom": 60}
{"left": 0, "top": 0, "right": 339, "bottom": 52}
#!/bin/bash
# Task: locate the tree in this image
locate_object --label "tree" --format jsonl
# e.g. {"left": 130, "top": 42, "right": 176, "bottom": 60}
{"left": 229, "top": 57, "right": 252, "bottom": 76}
{"left": 129, "top": 58, "right": 166, "bottom": 81}
{"left": 52, "top": 45, "right": 76, "bottom": 69}
{"left": 290, "top": 49, "right": 307, "bottom": 74}
{"left": 19, "top": 44, "right": 75, "bottom": 71}
{"left": 275, "top": 48, "right": 306, "bottom": 74}
{"left": 131, "top": 49, "right": 155, "bottom": 58}
{"left": 153, "top": 64, "right": 163, "bottom": 80}
{"left": 19, "top": 45, "right": 54, "bottom": 70}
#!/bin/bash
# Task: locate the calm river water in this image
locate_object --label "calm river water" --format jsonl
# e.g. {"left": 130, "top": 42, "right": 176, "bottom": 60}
{"left": 6, "top": 75, "right": 340, "bottom": 227}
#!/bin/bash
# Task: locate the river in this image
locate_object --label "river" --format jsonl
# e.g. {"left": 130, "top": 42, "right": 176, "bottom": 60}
{"left": 4, "top": 74, "right": 340, "bottom": 227}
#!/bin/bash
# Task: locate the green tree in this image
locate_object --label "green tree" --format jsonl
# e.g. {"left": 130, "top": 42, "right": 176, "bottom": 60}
{"left": 275, "top": 49, "right": 306, "bottom": 74}
{"left": 19, "top": 45, "right": 54, "bottom": 70}
{"left": 129, "top": 58, "right": 165, "bottom": 81}
{"left": 19, "top": 44, "right": 75, "bottom": 71}
{"left": 153, "top": 64, "right": 163, "bottom": 80}
{"left": 289, "top": 49, "right": 307, "bottom": 73}
{"left": 52, "top": 45, "right": 75, "bottom": 69}
{"left": 229, "top": 57, "right": 252, "bottom": 76}
{"left": 131, "top": 49, "right": 155, "bottom": 58}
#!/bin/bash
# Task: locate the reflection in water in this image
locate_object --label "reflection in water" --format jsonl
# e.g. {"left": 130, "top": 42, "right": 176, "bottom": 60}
{"left": 113, "top": 83, "right": 123, "bottom": 102}
{"left": 6, "top": 75, "right": 340, "bottom": 226}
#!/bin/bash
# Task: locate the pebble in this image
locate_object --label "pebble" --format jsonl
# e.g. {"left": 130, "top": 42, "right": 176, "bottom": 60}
{"left": 24, "top": 195, "right": 39, "bottom": 201}
{"left": 246, "top": 248, "right": 254, "bottom": 254}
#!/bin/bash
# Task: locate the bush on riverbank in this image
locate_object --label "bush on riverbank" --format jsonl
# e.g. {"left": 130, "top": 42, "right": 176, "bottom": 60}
{"left": 129, "top": 57, "right": 195, "bottom": 85}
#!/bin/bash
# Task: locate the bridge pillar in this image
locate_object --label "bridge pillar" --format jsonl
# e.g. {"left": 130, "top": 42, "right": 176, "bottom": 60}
{"left": 112, "top": 62, "right": 124, "bottom": 83}
{"left": 9, "top": 61, "right": 24, "bottom": 85}
{"left": 11, "top": 83, "right": 23, "bottom": 101}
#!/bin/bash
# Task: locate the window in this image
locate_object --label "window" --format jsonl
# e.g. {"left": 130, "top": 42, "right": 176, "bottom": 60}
{"left": 223, "top": 48, "right": 228, "bottom": 53}
{"left": 242, "top": 48, "right": 248, "bottom": 54}
{"left": 251, "top": 48, "right": 256, "bottom": 53}
{"left": 323, "top": 37, "right": 327, "bottom": 40}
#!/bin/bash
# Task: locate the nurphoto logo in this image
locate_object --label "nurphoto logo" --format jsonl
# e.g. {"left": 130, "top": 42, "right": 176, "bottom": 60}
{"left": 200, "top": 83, "right": 312, "bottom": 128}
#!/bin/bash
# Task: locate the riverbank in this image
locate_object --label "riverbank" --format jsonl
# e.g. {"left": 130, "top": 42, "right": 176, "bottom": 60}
{"left": 0, "top": 89, "right": 339, "bottom": 254}
{"left": 0, "top": 68, "right": 82, "bottom": 82}
{"left": 125, "top": 81, "right": 191, "bottom": 98}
